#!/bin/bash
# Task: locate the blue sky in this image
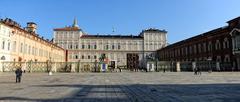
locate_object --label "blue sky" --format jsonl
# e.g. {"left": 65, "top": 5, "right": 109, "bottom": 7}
{"left": 0, "top": 0, "right": 239, "bottom": 44}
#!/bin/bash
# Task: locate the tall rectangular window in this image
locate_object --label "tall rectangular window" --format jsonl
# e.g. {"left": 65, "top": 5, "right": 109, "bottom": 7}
{"left": 28, "top": 46, "right": 31, "bottom": 54}
{"left": 75, "top": 44, "right": 78, "bottom": 49}
{"left": 2, "top": 41, "right": 5, "bottom": 50}
{"left": 13, "top": 41, "right": 16, "bottom": 52}
{"left": 20, "top": 43, "right": 23, "bottom": 53}
{"left": 106, "top": 45, "right": 109, "bottom": 50}
{"left": 32, "top": 46, "right": 34, "bottom": 55}
{"left": 82, "top": 45, "right": 85, "bottom": 49}
{"left": 118, "top": 44, "right": 121, "bottom": 49}
{"left": 24, "top": 44, "right": 27, "bottom": 54}
{"left": 88, "top": 44, "right": 91, "bottom": 49}
{"left": 94, "top": 45, "right": 97, "bottom": 49}
{"left": 7, "top": 42, "right": 10, "bottom": 51}
{"left": 112, "top": 45, "right": 115, "bottom": 50}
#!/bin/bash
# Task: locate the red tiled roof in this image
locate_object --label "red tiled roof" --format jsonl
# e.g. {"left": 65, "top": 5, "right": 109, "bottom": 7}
{"left": 54, "top": 27, "right": 80, "bottom": 31}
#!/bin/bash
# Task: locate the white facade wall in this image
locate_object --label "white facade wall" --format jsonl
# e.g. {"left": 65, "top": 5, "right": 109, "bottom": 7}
{"left": 0, "top": 24, "right": 11, "bottom": 61}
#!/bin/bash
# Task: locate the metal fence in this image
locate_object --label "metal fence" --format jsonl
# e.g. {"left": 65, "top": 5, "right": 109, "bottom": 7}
{"left": 1, "top": 61, "right": 234, "bottom": 72}
{"left": 179, "top": 61, "right": 232, "bottom": 71}
{"left": 1, "top": 61, "right": 98, "bottom": 72}
{"left": 147, "top": 61, "right": 233, "bottom": 72}
{"left": 156, "top": 61, "right": 176, "bottom": 72}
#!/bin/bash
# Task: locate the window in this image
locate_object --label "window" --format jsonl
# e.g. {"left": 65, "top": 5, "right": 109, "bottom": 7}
{"left": 178, "top": 49, "right": 180, "bottom": 56}
{"left": 24, "top": 44, "right": 27, "bottom": 54}
{"left": 223, "top": 38, "right": 229, "bottom": 49}
{"left": 88, "top": 44, "right": 91, "bottom": 49}
{"left": 236, "top": 36, "right": 240, "bottom": 49}
{"left": 208, "top": 42, "right": 212, "bottom": 52}
{"left": 36, "top": 48, "right": 38, "bottom": 56}
{"left": 82, "top": 44, "right": 85, "bottom": 49}
{"left": 32, "top": 46, "right": 34, "bottom": 55}
{"left": 112, "top": 45, "right": 114, "bottom": 50}
{"left": 75, "top": 55, "right": 78, "bottom": 59}
{"left": 69, "top": 44, "right": 73, "bottom": 49}
{"left": 189, "top": 46, "right": 192, "bottom": 54}
{"left": 106, "top": 45, "right": 109, "bottom": 50}
{"left": 94, "top": 55, "right": 97, "bottom": 59}
{"left": 193, "top": 45, "right": 197, "bottom": 54}
{"left": 118, "top": 44, "right": 121, "bottom": 49}
{"left": 181, "top": 48, "right": 184, "bottom": 56}
{"left": 216, "top": 56, "right": 221, "bottom": 62}
{"left": 28, "top": 45, "right": 31, "bottom": 54}
{"left": 2, "top": 41, "right": 5, "bottom": 50}
{"left": 198, "top": 44, "right": 201, "bottom": 53}
{"left": 7, "top": 42, "right": 10, "bottom": 51}
{"left": 94, "top": 45, "right": 97, "bottom": 49}
{"left": 13, "top": 41, "right": 16, "bottom": 52}
{"left": 215, "top": 40, "right": 221, "bottom": 50}
{"left": 88, "top": 55, "right": 90, "bottom": 59}
{"left": 224, "top": 55, "right": 230, "bottom": 62}
{"left": 203, "top": 43, "right": 206, "bottom": 52}
{"left": 75, "top": 44, "right": 78, "bottom": 49}
{"left": 82, "top": 55, "right": 84, "bottom": 59}
{"left": 185, "top": 47, "right": 188, "bottom": 55}
{"left": 20, "top": 43, "right": 23, "bottom": 53}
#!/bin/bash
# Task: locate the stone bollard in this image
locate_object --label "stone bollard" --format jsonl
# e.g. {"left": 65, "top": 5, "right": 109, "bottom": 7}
{"left": 176, "top": 62, "right": 181, "bottom": 72}
{"left": 48, "top": 71, "right": 53, "bottom": 75}
{"left": 151, "top": 63, "right": 155, "bottom": 72}
{"left": 71, "top": 63, "right": 76, "bottom": 72}
{"left": 52, "top": 63, "right": 57, "bottom": 73}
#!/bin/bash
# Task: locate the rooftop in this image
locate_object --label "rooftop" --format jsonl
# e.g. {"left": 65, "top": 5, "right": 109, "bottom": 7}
{"left": 54, "top": 26, "right": 81, "bottom": 31}
{"left": 81, "top": 34, "right": 143, "bottom": 39}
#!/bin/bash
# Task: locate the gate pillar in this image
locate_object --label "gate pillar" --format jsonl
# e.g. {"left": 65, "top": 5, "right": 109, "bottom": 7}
{"left": 176, "top": 62, "right": 181, "bottom": 72}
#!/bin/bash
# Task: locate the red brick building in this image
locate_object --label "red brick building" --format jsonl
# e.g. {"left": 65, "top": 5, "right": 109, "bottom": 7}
{"left": 157, "top": 17, "right": 240, "bottom": 71}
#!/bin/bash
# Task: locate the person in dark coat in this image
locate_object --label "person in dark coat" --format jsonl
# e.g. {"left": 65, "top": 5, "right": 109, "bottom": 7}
{"left": 15, "top": 68, "right": 23, "bottom": 83}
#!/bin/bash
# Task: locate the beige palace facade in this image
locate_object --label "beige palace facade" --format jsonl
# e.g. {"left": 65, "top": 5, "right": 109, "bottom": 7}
{"left": 0, "top": 18, "right": 65, "bottom": 63}
{"left": 53, "top": 19, "right": 167, "bottom": 67}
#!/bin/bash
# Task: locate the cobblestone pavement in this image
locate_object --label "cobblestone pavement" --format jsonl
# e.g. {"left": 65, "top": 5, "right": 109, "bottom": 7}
{"left": 0, "top": 72, "right": 240, "bottom": 102}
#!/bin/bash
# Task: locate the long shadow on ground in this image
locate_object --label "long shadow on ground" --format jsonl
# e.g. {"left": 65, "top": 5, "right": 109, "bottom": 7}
{"left": 0, "top": 83, "right": 240, "bottom": 102}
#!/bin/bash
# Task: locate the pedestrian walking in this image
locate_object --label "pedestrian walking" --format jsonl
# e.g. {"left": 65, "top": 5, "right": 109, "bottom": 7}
{"left": 15, "top": 67, "right": 23, "bottom": 83}
{"left": 197, "top": 67, "right": 201, "bottom": 75}
{"left": 194, "top": 68, "right": 197, "bottom": 75}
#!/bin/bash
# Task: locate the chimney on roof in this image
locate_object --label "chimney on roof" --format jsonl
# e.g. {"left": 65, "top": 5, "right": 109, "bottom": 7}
{"left": 26, "top": 22, "right": 37, "bottom": 34}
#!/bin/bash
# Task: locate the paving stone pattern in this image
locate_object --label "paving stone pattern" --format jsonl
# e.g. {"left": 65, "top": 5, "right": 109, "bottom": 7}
{"left": 0, "top": 72, "right": 240, "bottom": 102}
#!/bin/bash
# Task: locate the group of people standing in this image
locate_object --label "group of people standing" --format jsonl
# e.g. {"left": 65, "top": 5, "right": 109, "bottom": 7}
{"left": 192, "top": 62, "right": 201, "bottom": 75}
{"left": 194, "top": 67, "right": 201, "bottom": 75}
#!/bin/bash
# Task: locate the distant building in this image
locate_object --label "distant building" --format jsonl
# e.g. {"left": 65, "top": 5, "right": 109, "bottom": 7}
{"left": 230, "top": 17, "right": 240, "bottom": 70}
{"left": 53, "top": 18, "right": 167, "bottom": 67}
{"left": 0, "top": 18, "right": 65, "bottom": 62}
{"left": 157, "top": 16, "right": 240, "bottom": 71}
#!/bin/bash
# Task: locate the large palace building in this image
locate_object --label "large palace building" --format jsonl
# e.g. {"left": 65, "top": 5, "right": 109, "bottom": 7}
{"left": 53, "top": 18, "right": 167, "bottom": 67}
{"left": 157, "top": 17, "right": 240, "bottom": 71}
{"left": 0, "top": 18, "right": 65, "bottom": 62}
